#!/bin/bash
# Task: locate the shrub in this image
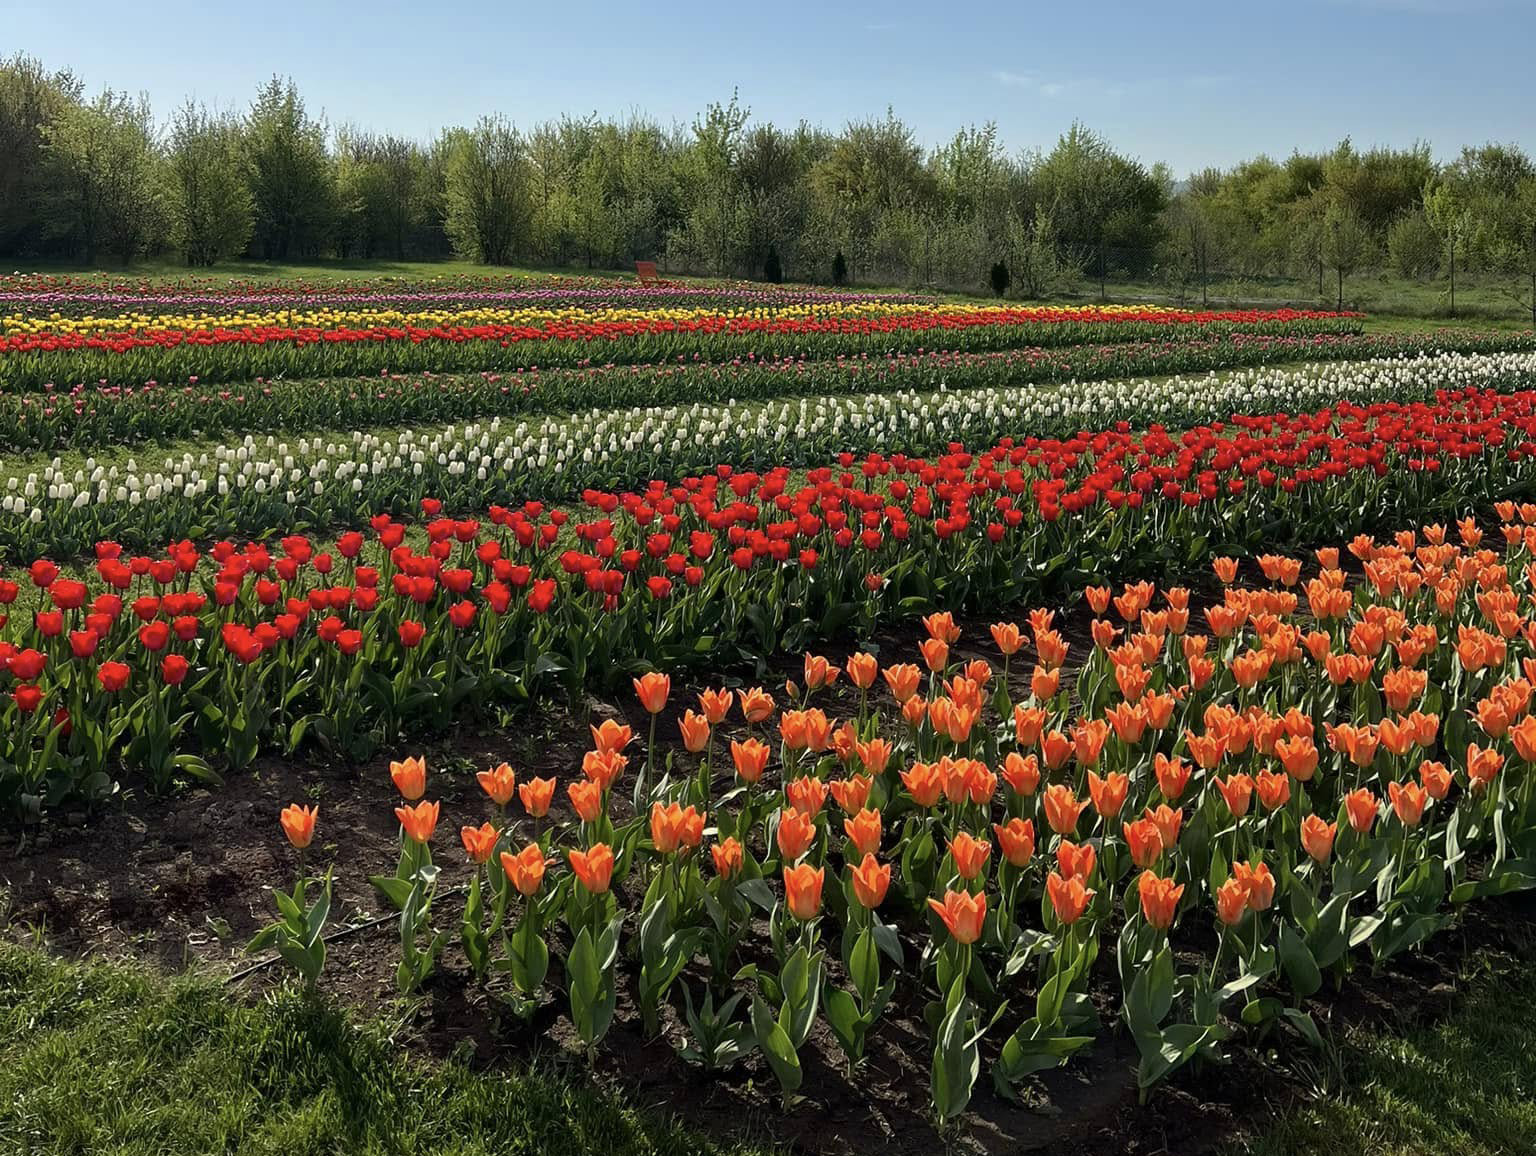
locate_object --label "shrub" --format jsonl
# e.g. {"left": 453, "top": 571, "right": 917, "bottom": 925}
{"left": 990, "top": 260, "right": 1011, "bottom": 298}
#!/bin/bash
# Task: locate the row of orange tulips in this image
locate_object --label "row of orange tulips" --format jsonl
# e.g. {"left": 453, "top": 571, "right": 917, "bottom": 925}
{"left": 255, "top": 502, "right": 1536, "bottom": 1118}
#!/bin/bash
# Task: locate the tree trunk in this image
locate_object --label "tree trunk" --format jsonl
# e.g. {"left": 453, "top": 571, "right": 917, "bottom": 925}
{"left": 1449, "top": 237, "right": 1456, "bottom": 318}
{"left": 1337, "top": 267, "right": 1343, "bottom": 311}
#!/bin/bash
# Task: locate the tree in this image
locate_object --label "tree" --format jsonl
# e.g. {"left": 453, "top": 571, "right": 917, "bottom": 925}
{"left": 1386, "top": 211, "right": 1440, "bottom": 280}
{"left": 245, "top": 77, "right": 336, "bottom": 259}
{"left": 1006, "top": 205, "right": 1077, "bottom": 299}
{"left": 442, "top": 115, "right": 531, "bottom": 265}
{"left": 0, "top": 54, "right": 83, "bottom": 257}
{"left": 1423, "top": 180, "right": 1475, "bottom": 315}
{"left": 165, "top": 102, "right": 252, "bottom": 266}
{"left": 41, "top": 88, "right": 164, "bottom": 264}
{"left": 1321, "top": 203, "right": 1372, "bottom": 310}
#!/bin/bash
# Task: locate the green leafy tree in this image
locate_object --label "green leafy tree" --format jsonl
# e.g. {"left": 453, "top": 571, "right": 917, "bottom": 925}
{"left": 0, "top": 54, "right": 83, "bottom": 257}
{"left": 442, "top": 115, "right": 531, "bottom": 265}
{"left": 166, "top": 102, "right": 253, "bottom": 266}
{"left": 1321, "top": 203, "right": 1373, "bottom": 309}
{"left": 245, "top": 76, "right": 336, "bottom": 259}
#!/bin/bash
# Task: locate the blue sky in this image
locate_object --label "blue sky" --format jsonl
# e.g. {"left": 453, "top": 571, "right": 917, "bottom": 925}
{"left": 7, "top": 0, "right": 1533, "bottom": 174}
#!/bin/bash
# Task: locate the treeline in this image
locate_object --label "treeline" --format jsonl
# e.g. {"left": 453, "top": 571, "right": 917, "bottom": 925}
{"left": 2, "top": 54, "right": 1534, "bottom": 313}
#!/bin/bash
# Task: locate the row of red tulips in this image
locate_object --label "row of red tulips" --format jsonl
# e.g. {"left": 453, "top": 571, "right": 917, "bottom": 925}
{"left": 258, "top": 510, "right": 1536, "bottom": 1116}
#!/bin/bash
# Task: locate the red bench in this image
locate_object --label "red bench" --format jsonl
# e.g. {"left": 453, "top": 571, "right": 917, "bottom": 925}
{"left": 634, "top": 260, "right": 659, "bottom": 283}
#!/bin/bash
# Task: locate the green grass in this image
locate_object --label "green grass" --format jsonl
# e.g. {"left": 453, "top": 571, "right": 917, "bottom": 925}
{"left": 1235, "top": 949, "right": 1536, "bottom": 1156}
{"left": 0, "top": 941, "right": 771, "bottom": 1156}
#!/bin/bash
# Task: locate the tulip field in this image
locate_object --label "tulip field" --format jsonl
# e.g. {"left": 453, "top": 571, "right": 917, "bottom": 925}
{"left": 7, "top": 270, "right": 1536, "bottom": 1153}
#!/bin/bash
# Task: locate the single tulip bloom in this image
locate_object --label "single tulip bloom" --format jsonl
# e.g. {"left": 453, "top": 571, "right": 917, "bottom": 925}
{"left": 737, "top": 686, "right": 775, "bottom": 724}
{"left": 1087, "top": 770, "right": 1129, "bottom": 818}
{"left": 776, "top": 807, "right": 817, "bottom": 862}
{"left": 1145, "top": 804, "right": 1183, "bottom": 852}
{"left": 993, "top": 817, "right": 1036, "bottom": 867}
{"left": 698, "top": 687, "right": 732, "bottom": 725}
{"left": 568, "top": 779, "right": 605, "bottom": 823}
{"left": 1233, "top": 861, "right": 1275, "bottom": 911}
{"left": 279, "top": 803, "right": 318, "bottom": 850}
{"left": 569, "top": 843, "right": 615, "bottom": 894}
{"left": 850, "top": 853, "right": 892, "bottom": 909}
{"left": 1046, "top": 870, "right": 1094, "bottom": 925}
{"left": 650, "top": 802, "right": 705, "bottom": 853}
{"left": 590, "top": 718, "right": 633, "bottom": 753}
{"left": 1419, "top": 759, "right": 1453, "bottom": 800}
{"left": 500, "top": 843, "right": 547, "bottom": 895}
{"left": 1042, "top": 783, "right": 1086, "bottom": 835}
{"left": 990, "top": 621, "right": 1023, "bottom": 656}
{"left": 948, "top": 831, "right": 991, "bottom": 881}
{"left": 1122, "top": 817, "right": 1164, "bottom": 869}
{"left": 390, "top": 755, "right": 427, "bottom": 801}
{"left": 1216, "top": 773, "right": 1254, "bottom": 819}
{"left": 1215, "top": 876, "right": 1250, "bottom": 925}
{"left": 634, "top": 671, "right": 670, "bottom": 713}
{"left": 395, "top": 799, "right": 440, "bottom": 844}
{"left": 846, "top": 651, "right": 879, "bottom": 690}
{"left": 678, "top": 709, "right": 711, "bottom": 754}
{"left": 1001, "top": 751, "right": 1041, "bottom": 796}
{"left": 1388, "top": 780, "right": 1429, "bottom": 827}
{"left": 1056, "top": 839, "right": 1097, "bottom": 881}
{"left": 783, "top": 863, "right": 825, "bottom": 920}
{"left": 1137, "top": 870, "right": 1184, "bottom": 931}
{"left": 461, "top": 822, "right": 499, "bottom": 865}
{"left": 928, "top": 888, "right": 987, "bottom": 943}
{"left": 1344, "top": 787, "right": 1377, "bottom": 834}
{"left": 477, "top": 762, "right": 516, "bottom": 806}
{"left": 882, "top": 663, "right": 922, "bottom": 703}
{"left": 1154, "top": 753, "right": 1192, "bottom": 801}
{"left": 731, "top": 737, "right": 771, "bottom": 783}
{"left": 844, "top": 807, "right": 883, "bottom": 857}
{"left": 711, "top": 837, "right": 744, "bottom": 880}
{"left": 519, "top": 775, "right": 556, "bottom": 817}
{"left": 1300, "top": 815, "right": 1337, "bottom": 862}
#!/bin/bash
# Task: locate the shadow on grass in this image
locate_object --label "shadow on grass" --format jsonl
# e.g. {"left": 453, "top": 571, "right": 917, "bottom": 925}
{"left": 0, "top": 944, "right": 775, "bottom": 1156}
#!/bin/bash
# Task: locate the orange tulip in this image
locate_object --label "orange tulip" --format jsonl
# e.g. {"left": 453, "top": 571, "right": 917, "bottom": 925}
{"left": 882, "top": 663, "right": 922, "bottom": 703}
{"left": 922, "top": 610, "right": 961, "bottom": 643}
{"left": 948, "top": 831, "right": 991, "bottom": 880}
{"left": 1041, "top": 729, "right": 1073, "bottom": 771}
{"left": 390, "top": 755, "right": 427, "bottom": 801}
{"left": 569, "top": 843, "right": 615, "bottom": 894}
{"left": 519, "top": 776, "right": 556, "bottom": 818}
{"left": 1046, "top": 871, "right": 1094, "bottom": 925}
{"left": 844, "top": 807, "right": 883, "bottom": 856}
{"left": 776, "top": 807, "right": 817, "bottom": 861}
{"left": 1255, "top": 768, "right": 1291, "bottom": 811}
{"left": 568, "top": 779, "right": 605, "bottom": 822}
{"left": 855, "top": 736, "right": 894, "bottom": 777}
{"left": 1344, "top": 788, "right": 1377, "bottom": 834}
{"left": 901, "top": 695, "right": 928, "bottom": 727}
{"left": 698, "top": 687, "right": 732, "bottom": 725}
{"left": 1042, "top": 783, "right": 1086, "bottom": 835}
{"left": 1031, "top": 665, "right": 1060, "bottom": 700}
{"left": 500, "top": 843, "right": 548, "bottom": 895}
{"left": 1123, "top": 817, "right": 1164, "bottom": 869}
{"left": 993, "top": 817, "right": 1036, "bottom": 867}
{"left": 850, "top": 854, "right": 892, "bottom": 909}
{"left": 785, "top": 774, "right": 829, "bottom": 816}
{"left": 1388, "top": 781, "right": 1429, "bottom": 826}
{"left": 1000, "top": 750, "right": 1041, "bottom": 796}
{"left": 738, "top": 686, "right": 775, "bottom": 724}
{"left": 1419, "top": 760, "right": 1453, "bottom": 800}
{"left": 1154, "top": 753, "right": 1192, "bottom": 801}
{"left": 1137, "top": 870, "right": 1184, "bottom": 930}
{"left": 711, "top": 837, "right": 744, "bottom": 880}
{"left": 1511, "top": 714, "right": 1536, "bottom": 762}
{"left": 1145, "top": 804, "right": 1183, "bottom": 852}
{"left": 634, "top": 671, "right": 671, "bottom": 713}
{"left": 1466, "top": 743, "right": 1505, "bottom": 792}
{"left": 801, "top": 653, "right": 837, "bottom": 692}
{"left": 1013, "top": 705, "right": 1046, "bottom": 747}
{"left": 279, "top": 803, "right": 317, "bottom": 850}
{"left": 1212, "top": 556, "right": 1239, "bottom": 584}
{"left": 783, "top": 863, "right": 825, "bottom": 920}
{"left": 928, "top": 888, "right": 988, "bottom": 943}
{"left": 901, "top": 761, "right": 946, "bottom": 807}
{"left": 650, "top": 802, "right": 705, "bottom": 853}
{"left": 730, "top": 737, "right": 771, "bottom": 784}
{"left": 1275, "top": 735, "right": 1319, "bottom": 781}
{"left": 1084, "top": 585, "right": 1112, "bottom": 615}
{"left": 1055, "top": 839, "right": 1097, "bottom": 881}
{"left": 1300, "top": 815, "right": 1337, "bottom": 862}
{"left": 1215, "top": 876, "right": 1250, "bottom": 925}
{"left": 830, "top": 773, "right": 875, "bottom": 814}
{"left": 921, "top": 637, "right": 949, "bottom": 673}
{"left": 581, "top": 749, "right": 627, "bottom": 792}
{"left": 461, "top": 822, "right": 499, "bottom": 865}
{"left": 590, "top": 719, "right": 633, "bottom": 753}
{"left": 1087, "top": 769, "right": 1129, "bottom": 818}
{"left": 846, "top": 651, "right": 879, "bottom": 690}
{"left": 679, "top": 710, "right": 711, "bottom": 754}
{"left": 991, "top": 622, "right": 1023, "bottom": 656}
{"left": 395, "top": 800, "right": 439, "bottom": 844}
{"left": 1233, "top": 861, "right": 1275, "bottom": 911}
{"left": 1215, "top": 773, "right": 1254, "bottom": 818}
{"left": 477, "top": 762, "right": 516, "bottom": 806}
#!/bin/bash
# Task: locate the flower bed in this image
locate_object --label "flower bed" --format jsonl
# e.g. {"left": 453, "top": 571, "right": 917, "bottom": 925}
{"left": 8, "top": 329, "right": 1531, "bottom": 456}
{"left": 3, "top": 384, "right": 1536, "bottom": 817}
{"left": 5, "top": 349, "right": 1534, "bottom": 559}
{"left": 252, "top": 502, "right": 1536, "bottom": 1119}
